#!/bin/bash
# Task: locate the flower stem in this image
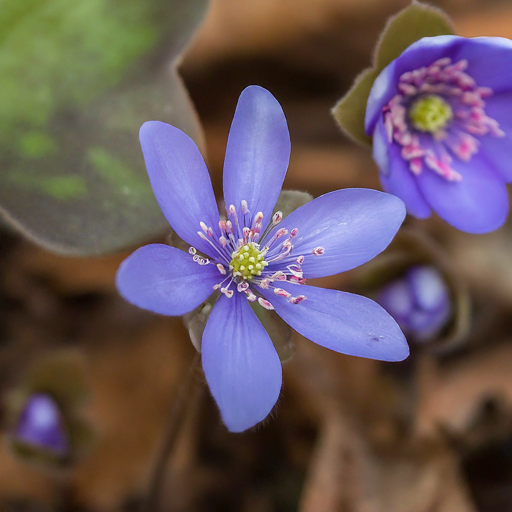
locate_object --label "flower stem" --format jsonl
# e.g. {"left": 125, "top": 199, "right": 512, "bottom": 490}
{"left": 145, "top": 351, "right": 202, "bottom": 512}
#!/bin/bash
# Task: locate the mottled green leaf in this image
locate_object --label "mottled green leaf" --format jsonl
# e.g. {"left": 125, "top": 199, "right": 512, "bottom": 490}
{"left": 332, "top": 1, "right": 454, "bottom": 146}
{"left": 0, "top": 0, "right": 208, "bottom": 255}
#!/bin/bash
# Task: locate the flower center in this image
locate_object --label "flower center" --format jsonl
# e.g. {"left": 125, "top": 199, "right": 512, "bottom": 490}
{"left": 408, "top": 95, "right": 452, "bottom": 133}
{"left": 382, "top": 58, "right": 504, "bottom": 182}
{"left": 229, "top": 242, "right": 268, "bottom": 281}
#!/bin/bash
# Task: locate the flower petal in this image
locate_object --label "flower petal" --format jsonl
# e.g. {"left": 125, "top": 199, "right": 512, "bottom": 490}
{"left": 262, "top": 283, "right": 409, "bottom": 362}
{"left": 265, "top": 188, "right": 405, "bottom": 278}
{"left": 202, "top": 293, "right": 282, "bottom": 433}
{"left": 479, "top": 92, "right": 512, "bottom": 182}
{"left": 415, "top": 153, "right": 509, "bottom": 234}
{"left": 373, "top": 119, "right": 431, "bottom": 218}
{"left": 223, "top": 86, "right": 291, "bottom": 231}
{"left": 139, "top": 121, "right": 219, "bottom": 257}
{"left": 452, "top": 37, "right": 512, "bottom": 94}
{"left": 116, "top": 244, "right": 220, "bottom": 316}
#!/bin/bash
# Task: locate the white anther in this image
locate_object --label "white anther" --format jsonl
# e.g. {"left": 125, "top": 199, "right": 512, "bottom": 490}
{"left": 313, "top": 247, "right": 325, "bottom": 256}
{"left": 216, "top": 264, "right": 226, "bottom": 275}
{"left": 241, "top": 200, "right": 249, "bottom": 214}
{"left": 289, "top": 295, "right": 306, "bottom": 304}
{"left": 258, "top": 297, "right": 274, "bottom": 310}
{"left": 213, "top": 284, "right": 220, "bottom": 290}
{"left": 246, "top": 290, "right": 257, "bottom": 302}
{"left": 276, "top": 228, "right": 288, "bottom": 239}
{"left": 238, "top": 282, "right": 249, "bottom": 292}
{"left": 229, "top": 204, "right": 236, "bottom": 215}
{"left": 189, "top": 247, "right": 197, "bottom": 255}
{"left": 296, "top": 255, "right": 305, "bottom": 264}
{"left": 274, "top": 288, "right": 291, "bottom": 298}
{"left": 290, "top": 228, "right": 299, "bottom": 239}
{"left": 272, "top": 211, "right": 283, "bottom": 224}
{"left": 254, "top": 211, "right": 264, "bottom": 223}
{"left": 200, "top": 221, "right": 208, "bottom": 233}
{"left": 220, "top": 236, "right": 227, "bottom": 247}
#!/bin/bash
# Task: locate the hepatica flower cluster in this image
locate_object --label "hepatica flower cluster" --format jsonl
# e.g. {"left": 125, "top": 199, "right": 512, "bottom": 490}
{"left": 117, "top": 86, "right": 409, "bottom": 432}
{"left": 367, "top": 36, "right": 512, "bottom": 233}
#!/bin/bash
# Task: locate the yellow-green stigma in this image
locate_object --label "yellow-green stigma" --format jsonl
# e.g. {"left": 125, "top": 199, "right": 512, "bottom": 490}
{"left": 230, "top": 242, "right": 268, "bottom": 281}
{"left": 409, "top": 95, "right": 453, "bottom": 133}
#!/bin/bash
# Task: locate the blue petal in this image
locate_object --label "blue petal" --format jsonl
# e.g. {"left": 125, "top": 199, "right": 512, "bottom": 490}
{"left": 479, "top": 92, "right": 512, "bottom": 182}
{"left": 15, "top": 393, "right": 68, "bottom": 455}
{"left": 202, "top": 293, "right": 282, "bottom": 433}
{"left": 139, "top": 121, "right": 220, "bottom": 258}
{"left": 261, "top": 283, "right": 409, "bottom": 362}
{"left": 452, "top": 37, "right": 512, "bottom": 94}
{"left": 375, "top": 278, "right": 413, "bottom": 321}
{"left": 116, "top": 244, "right": 220, "bottom": 316}
{"left": 265, "top": 188, "right": 405, "bottom": 278}
{"left": 415, "top": 153, "right": 509, "bottom": 234}
{"left": 223, "top": 86, "right": 291, "bottom": 232}
{"left": 365, "top": 61, "right": 397, "bottom": 136}
{"left": 373, "top": 119, "right": 431, "bottom": 218}
{"left": 406, "top": 266, "right": 449, "bottom": 313}
{"left": 366, "top": 36, "right": 463, "bottom": 135}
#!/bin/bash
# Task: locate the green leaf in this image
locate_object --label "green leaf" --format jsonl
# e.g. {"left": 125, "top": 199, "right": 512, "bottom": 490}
{"left": 0, "top": 0, "right": 208, "bottom": 255}
{"left": 332, "top": 68, "right": 376, "bottom": 147}
{"left": 332, "top": 1, "right": 455, "bottom": 145}
{"left": 374, "top": 1, "right": 455, "bottom": 72}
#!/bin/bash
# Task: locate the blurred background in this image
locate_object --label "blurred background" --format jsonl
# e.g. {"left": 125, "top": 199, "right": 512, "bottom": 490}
{"left": 3, "top": 0, "right": 512, "bottom": 510}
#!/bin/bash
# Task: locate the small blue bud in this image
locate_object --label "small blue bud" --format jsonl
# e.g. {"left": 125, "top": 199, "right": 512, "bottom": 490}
{"left": 376, "top": 265, "right": 451, "bottom": 342}
{"left": 14, "top": 393, "right": 68, "bottom": 456}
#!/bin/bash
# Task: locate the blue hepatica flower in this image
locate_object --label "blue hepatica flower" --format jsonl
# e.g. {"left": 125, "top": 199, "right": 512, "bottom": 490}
{"left": 14, "top": 393, "right": 68, "bottom": 456}
{"left": 376, "top": 266, "right": 451, "bottom": 343}
{"left": 116, "top": 85, "right": 409, "bottom": 432}
{"left": 366, "top": 36, "right": 512, "bottom": 234}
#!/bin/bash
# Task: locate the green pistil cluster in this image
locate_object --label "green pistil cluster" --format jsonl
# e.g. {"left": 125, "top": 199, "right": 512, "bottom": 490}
{"left": 230, "top": 242, "right": 268, "bottom": 281}
{"left": 409, "top": 95, "right": 453, "bottom": 133}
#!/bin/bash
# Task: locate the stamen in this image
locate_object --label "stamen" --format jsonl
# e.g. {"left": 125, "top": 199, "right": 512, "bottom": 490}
{"left": 382, "top": 57, "right": 504, "bottom": 181}
{"left": 313, "top": 247, "right": 325, "bottom": 256}
{"left": 258, "top": 298, "right": 274, "bottom": 310}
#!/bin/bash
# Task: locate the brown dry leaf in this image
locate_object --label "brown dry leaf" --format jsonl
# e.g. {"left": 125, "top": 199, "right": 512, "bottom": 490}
{"left": 416, "top": 346, "right": 512, "bottom": 440}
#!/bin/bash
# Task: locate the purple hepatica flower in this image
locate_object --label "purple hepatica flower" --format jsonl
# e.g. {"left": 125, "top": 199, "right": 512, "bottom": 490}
{"left": 14, "top": 393, "right": 68, "bottom": 456}
{"left": 376, "top": 266, "right": 451, "bottom": 343}
{"left": 116, "top": 85, "right": 409, "bottom": 432}
{"left": 366, "top": 36, "right": 512, "bottom": 234}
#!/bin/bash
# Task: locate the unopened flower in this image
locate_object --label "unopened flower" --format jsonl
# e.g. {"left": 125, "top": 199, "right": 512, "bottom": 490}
{"left": 366, "top": 36, "right": 512, "bottom": 233}
{"left": 376, "top": 265, "right": 451, "bottom": 342}
{"left": 116, "top": 85, "right": 409, "bottom": 432}
{"left": 13, "top": 393, "right": 68, "bottom": 456}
